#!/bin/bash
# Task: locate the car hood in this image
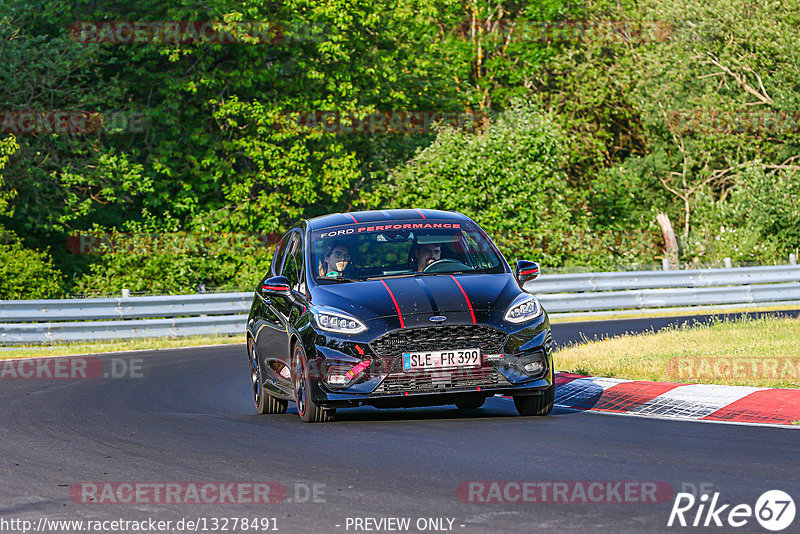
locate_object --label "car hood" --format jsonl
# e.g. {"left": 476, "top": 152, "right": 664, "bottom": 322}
{"left": 311, "top": 273, "right": 522, "bottom": 328}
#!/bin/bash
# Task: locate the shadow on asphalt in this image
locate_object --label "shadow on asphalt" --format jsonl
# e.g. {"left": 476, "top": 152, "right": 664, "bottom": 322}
{"left": 246, "top": 398, "right": 579, "bottom": 424}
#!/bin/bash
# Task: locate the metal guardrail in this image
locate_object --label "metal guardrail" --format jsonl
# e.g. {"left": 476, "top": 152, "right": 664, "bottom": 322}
{"left": 530, "top": 265, "right": 800, "bottom": 293}
{"left": 1, "top": 264, "right": 798, "bottom": 344}
{"left": 0, "top": 293, "right": 252, "bottom": 344}
{"left": 1, "top": 315, "right": 248, "bottom": 344}
{"left": 536, "top": 282, "right": 800, "bottom": 313}
{"left": 0, "top": 293, "right": 251, "bottom": 322}
{"left": 527, "top": 264, "right": 800, "bottom": 315}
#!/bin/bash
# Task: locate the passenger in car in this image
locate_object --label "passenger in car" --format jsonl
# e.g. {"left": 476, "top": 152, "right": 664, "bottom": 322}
{"left": 319, "top": 243, "right": 351, "bottom": 277}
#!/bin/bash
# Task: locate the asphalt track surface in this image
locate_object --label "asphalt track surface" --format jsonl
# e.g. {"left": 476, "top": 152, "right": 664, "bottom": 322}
{"left": 1, "top": 312, "right": 799, "bottom": 534}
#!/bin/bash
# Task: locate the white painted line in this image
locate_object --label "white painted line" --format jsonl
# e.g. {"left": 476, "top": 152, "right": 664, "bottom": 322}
{"left": 555, "top": 376, "right": 631, "bottom": 407}
{"left": 629, "top": 383, "right": 769, "bottom": 419}
{"left": 553, "top": 402, "right": 800, "bottom": 429}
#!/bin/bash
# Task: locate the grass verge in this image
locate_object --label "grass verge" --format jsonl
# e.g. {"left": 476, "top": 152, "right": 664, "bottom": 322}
{"left": 0, "top": 334, "right": 244, "bottom": 360}
{"left": 556, "top": 315, "right": 800, "bottom": 388}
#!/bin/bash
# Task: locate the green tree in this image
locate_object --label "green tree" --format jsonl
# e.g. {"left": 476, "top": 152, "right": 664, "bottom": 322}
{"left": 369, "top": 101, "right": 575, "bottom": 264}
{"left": 0, "top": 134, "right": 65, "bottom": 299}
{"left": 0, "top": 134, "right": 18, "bottom": 216}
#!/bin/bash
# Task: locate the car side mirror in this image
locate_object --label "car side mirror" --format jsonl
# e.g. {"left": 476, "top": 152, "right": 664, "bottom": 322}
{"left": 515, "top": 260, "right": 540, "bottom": 286}
{"left": 260, "top": 275, "right": 292, "bottom": 298}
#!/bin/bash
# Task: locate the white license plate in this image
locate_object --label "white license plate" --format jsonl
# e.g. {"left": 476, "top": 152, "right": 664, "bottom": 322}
{"left": 402, "top": 348, "right": 481, "bottom": 371}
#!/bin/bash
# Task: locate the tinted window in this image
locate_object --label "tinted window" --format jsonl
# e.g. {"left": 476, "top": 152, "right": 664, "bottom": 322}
{"left": 271, "top": 233, "right": 291, "bottom": 277}
{"left": 310, "top": 219, "right": 505, "bottom": 281}
{"left": 282, "top": 232, "right": 304, "bottom": 292}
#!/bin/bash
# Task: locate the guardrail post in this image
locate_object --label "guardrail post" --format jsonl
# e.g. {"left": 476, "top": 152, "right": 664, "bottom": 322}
{"left": 791, "top": 254, "right": 797, "bottom": 265}
{"left": 723, "top": 257, "right": 732, "bottom": 268}
{"left": 662, "top": 258, "right": 670, "bottom": 271}
{"left": 121, "top": 289, "right": 130, "bottom": 298}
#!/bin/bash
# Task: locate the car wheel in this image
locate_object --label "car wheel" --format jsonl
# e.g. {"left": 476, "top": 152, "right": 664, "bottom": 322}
{"left": 513, "top": 382, "right": 555, "bottom": 416}
{"left": 455, "top": 396, "right": 486, "bottom": 410}
{"left": 292, "top": 344, "right": 335, "bottom": 423}
{"left": 250, "top": 339, "right": 287, "bottom": 415}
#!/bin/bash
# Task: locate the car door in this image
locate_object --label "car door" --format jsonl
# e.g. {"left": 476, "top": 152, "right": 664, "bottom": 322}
{"left": 253, "top": 231, "right": 293, "bottom": 396}
{"left": 270, "top": 230, "right": 307, "bottom": 340}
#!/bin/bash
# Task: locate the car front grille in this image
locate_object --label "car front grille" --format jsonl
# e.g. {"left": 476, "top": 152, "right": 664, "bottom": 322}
{"left": 368, "top": 325, "right": 509, "bottom": 395}
{"left": 373, "top": 366, "right": 511, "bottom": 395}
{"left": 369, "top": 324, "right": 507, "bottom": 359}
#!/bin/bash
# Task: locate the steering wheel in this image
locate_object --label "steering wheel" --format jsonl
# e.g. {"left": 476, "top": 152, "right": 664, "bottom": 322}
{"left": 421, "top": 258, "right": 470, "bottom": 273}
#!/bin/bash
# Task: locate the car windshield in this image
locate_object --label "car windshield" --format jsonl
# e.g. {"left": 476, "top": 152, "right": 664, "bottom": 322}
{"left": 310, "top": 219, "right": 505, "bottom": 282}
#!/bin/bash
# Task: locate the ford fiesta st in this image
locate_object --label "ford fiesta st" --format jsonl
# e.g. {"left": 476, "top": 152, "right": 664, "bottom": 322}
{"left": 246, "top": 209, "right": 554, "bottom": 422}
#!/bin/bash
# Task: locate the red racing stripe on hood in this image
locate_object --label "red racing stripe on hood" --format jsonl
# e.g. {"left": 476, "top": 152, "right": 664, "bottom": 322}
{"left": 450, "top": 275, "right": 476, "bottom": 325}
{"left": 380, "top": 280, "right": 405, "bottom": 328}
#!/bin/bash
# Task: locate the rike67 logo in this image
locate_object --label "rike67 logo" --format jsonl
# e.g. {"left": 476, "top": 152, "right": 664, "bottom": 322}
{"left": 668, "top": 489, "right": 795, "bottom": 531}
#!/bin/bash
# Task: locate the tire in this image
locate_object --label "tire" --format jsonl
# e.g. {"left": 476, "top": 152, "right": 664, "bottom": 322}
{"left": 292, "top": 344, "right": 335, "bottom": 423}
{"left": 455, "top": 396, "right": 486, "bottom": 410}
{"left": 513, "top": 382, "right": 555, "bottom": 416}
{"left": 249, "top": 339, "right": 288, "bottom": 415}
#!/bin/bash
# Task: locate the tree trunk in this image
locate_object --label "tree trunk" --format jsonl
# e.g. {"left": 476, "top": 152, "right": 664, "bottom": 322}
{"left": 656, "top": 213, "right": 679, "bottom": 269}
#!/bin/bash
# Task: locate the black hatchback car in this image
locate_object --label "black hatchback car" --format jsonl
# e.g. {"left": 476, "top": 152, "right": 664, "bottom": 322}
{"left": 247, "top": 209, "right": 554, "bottom": 422}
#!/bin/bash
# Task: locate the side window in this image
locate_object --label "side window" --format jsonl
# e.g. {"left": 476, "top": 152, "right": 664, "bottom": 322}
{"left": 271, "top": 233, "right": 290, "bottom": 277}
{"left": 464, "top": 232, "right": 493, "bottom": 269}
{"left": 282, "top": 232, "right": 305, "bottom": 292}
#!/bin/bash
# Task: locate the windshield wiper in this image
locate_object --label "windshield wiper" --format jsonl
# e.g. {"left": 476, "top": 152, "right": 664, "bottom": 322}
{"left": 316, "top": 277, "right": 359, "bottom": 283}
{"left": 366, "top": 273, "right": 418, "bottom": 280}
{"left": 367, "top": 271, "right": 476, "bottom": 280}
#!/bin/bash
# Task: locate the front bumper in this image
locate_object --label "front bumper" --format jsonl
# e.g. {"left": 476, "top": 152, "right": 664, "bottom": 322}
{"left": 306, "top": 316, "right": 553, "bottom": 408}
{"left": 322, "top": 374, "right": 553, "bottom": 409}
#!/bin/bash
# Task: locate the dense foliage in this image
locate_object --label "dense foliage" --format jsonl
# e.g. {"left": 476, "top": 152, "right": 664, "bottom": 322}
{"left": 0, "top": 0, "right": 797, "bottom": 297}
{"left": 0, "top": 133, "right": 66, "bottom": 298}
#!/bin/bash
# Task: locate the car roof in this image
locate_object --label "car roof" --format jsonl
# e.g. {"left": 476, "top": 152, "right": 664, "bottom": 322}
{"left": 307, "top": 209, "right": 471, "bottom": 231}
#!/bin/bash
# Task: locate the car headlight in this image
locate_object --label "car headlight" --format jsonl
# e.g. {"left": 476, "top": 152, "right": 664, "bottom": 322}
{"left": 312, "top": 307, "right": 368, "bottom": 334}
{"left": 504, "top": 293, "right": 543, "bottom": 323}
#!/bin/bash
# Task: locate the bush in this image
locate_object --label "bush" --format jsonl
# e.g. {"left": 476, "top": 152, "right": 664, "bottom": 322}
{"left": 71, "top": 214, "right": 274, "bottom": 294}
{"left": 368, "top": 101, "right": 576, "bottom": 264}
{"left": 686, "top": 165, "right": 800, "bottom": 264}
{"left": 72, "top": 241, "right": 274, "bottom": 294}
{"left": 0, "top": 234, "right": 64, "bottom": 299}
{"left": 0, "top": 135, "right": 65, "bottom": 299}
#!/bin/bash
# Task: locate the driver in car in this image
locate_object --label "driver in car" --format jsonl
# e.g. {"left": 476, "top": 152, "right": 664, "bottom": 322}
{"left": 319, "top": 243, "right": 351, "bottom": 278}
{"left": 411, "top": 242, "right": 441, "bottom": 272}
